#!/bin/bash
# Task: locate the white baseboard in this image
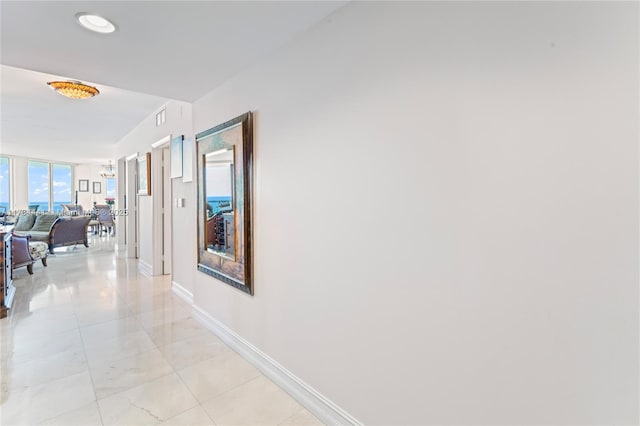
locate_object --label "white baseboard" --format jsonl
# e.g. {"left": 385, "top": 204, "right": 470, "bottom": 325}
{"left": 192, "top": 305, "right": 361, "bottom": 426}
{"left": 138, "top": 260, "right": 152, "bottom": 277}
{"left": 171, "top": 281, "right": 193, "bottom": 305}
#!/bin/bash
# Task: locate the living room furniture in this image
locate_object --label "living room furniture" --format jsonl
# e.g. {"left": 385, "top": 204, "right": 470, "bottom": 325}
{"left": 12, "top": 234, "right": 47, "bottom": 275}
{"left": 95, "top": 204, "right": 115, "bottom": 235}
{"left": 13, "top": 214, "right": 91, "bottom": 253}
{"left": 0, "top": 227, "right": 15, "bottom": 318}
{"left": 61, "top": 204, "right": 84, "bottom": 216}
{"left": 13, "top": 213, "right": 58, "bottom": 242}
{"left": 48, "top": 216, "right": 91, "bottom": 253}
{"left": 88, "top": 218, "right": 100, "bottom": 234}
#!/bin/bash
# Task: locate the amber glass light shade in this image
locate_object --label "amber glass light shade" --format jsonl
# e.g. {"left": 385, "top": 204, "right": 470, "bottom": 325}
{"left": 47, "top": 81, "right": 99, "bottom": 99}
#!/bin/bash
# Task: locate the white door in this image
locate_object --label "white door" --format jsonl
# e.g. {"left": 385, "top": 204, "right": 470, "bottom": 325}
{"left": 125, "top": 157, "right": 138, "bottom": 258}
{"left": 117, "top": 157, "right": 126, "bottom": 248}
{"left": 162, "top": 148, "right": 172, "bottom": 274}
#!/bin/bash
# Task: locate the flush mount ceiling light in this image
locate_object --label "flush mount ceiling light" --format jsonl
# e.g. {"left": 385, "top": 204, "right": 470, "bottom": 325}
{"left": 47, "top": 80, "right": 100, "bottom": 99}
{"left": 75, "top": 13, "right": 116, "bottom": 34}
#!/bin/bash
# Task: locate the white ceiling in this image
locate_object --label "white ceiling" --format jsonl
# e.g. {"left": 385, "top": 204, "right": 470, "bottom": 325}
{"left": 0, "top": 65, "right": 168, "bottom": 164}
{"left": 0, "top": 1, "right": 347, "bottom": 163}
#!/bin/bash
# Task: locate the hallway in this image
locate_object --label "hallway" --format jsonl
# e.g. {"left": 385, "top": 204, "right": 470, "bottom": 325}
{"left": 0, "top": 236, "right": 320, "bottom": 425}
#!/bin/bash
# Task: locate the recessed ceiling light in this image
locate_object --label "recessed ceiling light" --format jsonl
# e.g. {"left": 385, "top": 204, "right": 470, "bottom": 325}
{"left": 76, "top": 13, "right": 116, "bottom": 34}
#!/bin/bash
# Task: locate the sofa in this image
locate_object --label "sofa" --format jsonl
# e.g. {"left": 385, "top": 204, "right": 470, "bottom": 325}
{"left": 60, "top": 204, "right": 103, "bottom": 233}
{"left": 13, "top": 213, "right": 91, "bottom": 253}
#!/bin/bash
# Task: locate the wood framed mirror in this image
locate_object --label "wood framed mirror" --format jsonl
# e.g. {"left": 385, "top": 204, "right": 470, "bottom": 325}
{"left": 196, "top": 112, "right": 253, "bottom": 294}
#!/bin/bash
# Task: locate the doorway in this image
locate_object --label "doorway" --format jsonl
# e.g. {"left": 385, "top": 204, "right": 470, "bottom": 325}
{"left": 151, "top": 136, "right": 173, "bottom": 276}
{"left": 161, "top": 147, "right": 172, "bottom": 274}
{"left": 116, "top": 157, "right": 126, "bottom": 250}
{"left": 124, "top": 153, "right": 138, "bottom": 259}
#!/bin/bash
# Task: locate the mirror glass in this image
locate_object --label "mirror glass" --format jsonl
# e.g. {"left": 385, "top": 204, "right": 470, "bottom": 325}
{"left": 204, "top": 148, "right": 235, "bottom": 261}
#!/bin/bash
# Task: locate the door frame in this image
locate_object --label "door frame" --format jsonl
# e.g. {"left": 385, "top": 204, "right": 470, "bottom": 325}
{"left": 151, "top": 135, "right": 172, "bottom": 276}
{"left": 124, "top": 152, "right": 138, "bottom": 259}
{"left": 116, "top": 157, "right": 127, "bottom": 250}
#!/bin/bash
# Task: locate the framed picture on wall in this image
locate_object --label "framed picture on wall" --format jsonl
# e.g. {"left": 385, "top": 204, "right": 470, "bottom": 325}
{"left": 93, "top": 182, "right": 102, "bottom": 193}
{"left": 138, "top": 152, "right": 151, "bottom": 195}
{"left": 170, "top": 135, "right": 183, "bottom": 179}
{"left": 182, "top": 136, "right": 194, "bottom": 183}
{"left": 79, "top": 179, "right": 89, "bottom": 192}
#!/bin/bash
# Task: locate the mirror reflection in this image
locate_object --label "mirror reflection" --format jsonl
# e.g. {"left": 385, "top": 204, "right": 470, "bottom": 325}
{"left": 204, "top": 148, "right": 236, "bottom": 260}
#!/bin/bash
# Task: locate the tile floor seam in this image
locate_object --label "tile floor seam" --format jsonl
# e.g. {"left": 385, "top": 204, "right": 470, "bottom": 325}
{"left": 75, "top": 303, "right": 106, "bottom": 426}
{"left": 277, "top": 411, "right": 297, "bottom": 426}
{"left": 4, "top": 371, "right": 95, "bottom": 425}
{"left": 91, "top": 347, "right": 174, "bottom": 399}
{"left": 172, "top": 360, "right": 219, "bottom": 425}
{"left": 84, "top": 331, "right": 155, "bottom": 370}
{"left": 35, "top": 401, "right": 98, "bottom": 426}
{"left": 192, "top": 370, "right": 266, "bottom": 406}
{"left": 97, "top": 372, "right": 194, "bottom": 424}
{"left": 159, "top": 402, "right": 218, "bottom": 426}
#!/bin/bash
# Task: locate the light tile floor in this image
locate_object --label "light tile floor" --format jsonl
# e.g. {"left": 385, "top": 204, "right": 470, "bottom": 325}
{"left": 1, "top": 235, "right": 322, "bottom": 426}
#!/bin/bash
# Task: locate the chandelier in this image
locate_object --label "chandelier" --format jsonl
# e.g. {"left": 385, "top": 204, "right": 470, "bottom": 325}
{"left": 100, "top": 161, "right": 116, "bottom": 179}
{"left": 47, "top": 80, "right": 99, "bottom": 99}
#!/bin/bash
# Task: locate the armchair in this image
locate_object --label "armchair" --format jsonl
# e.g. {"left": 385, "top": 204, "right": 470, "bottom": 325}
{"left": 61, "top": 204, "right": 84, "bottom": 216}
{"left": 12, "top": 233, "right": 48, "bottom": 275}
{"left": 95, "top": 204, "right": 115, "bottom": 235}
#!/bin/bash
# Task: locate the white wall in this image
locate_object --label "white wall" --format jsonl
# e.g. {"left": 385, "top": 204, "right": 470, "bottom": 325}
{"left": 172, "top": 137, "right": 197, "bottom": 292}
{"left": 114, "top": 101, "right": 193, "bottom": 270}
{"left": 182, "top": 2, "right": 638, "bottom": 424}
{"left": 75, "top": 163, "right": 105, "bottom": 209}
